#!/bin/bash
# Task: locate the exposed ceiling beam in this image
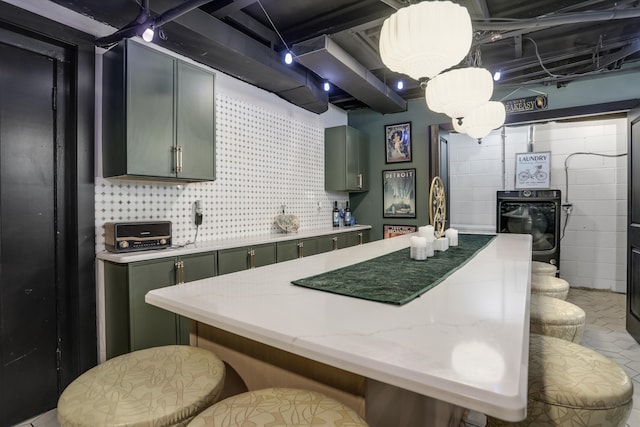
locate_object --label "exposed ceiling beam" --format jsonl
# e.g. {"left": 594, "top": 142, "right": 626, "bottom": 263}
{"left": 209, "top": 0, "right": 255, "bottom": 18}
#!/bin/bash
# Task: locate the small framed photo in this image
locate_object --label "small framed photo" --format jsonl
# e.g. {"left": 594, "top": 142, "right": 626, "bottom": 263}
{"left": 515, "top": 151, "right": 551, "bottom": 189}
{"left": 383, "top": 168, "right": 416, "bottom": 218}
{"left": 383, "top": 224, "right": 417, "bottom": 239}
{"left": 385, "top": 122, "right": 412, "bottom": 163}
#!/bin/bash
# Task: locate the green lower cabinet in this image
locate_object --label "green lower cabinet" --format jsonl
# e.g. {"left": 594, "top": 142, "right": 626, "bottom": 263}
{"left": 277, "top": 240, "right": 300, "bottom": 262}
{"left": 218, "top": 243, "right": 276, "bottom": 275}
{"left": 104, "top": 251, "right": 216, "bottom": 359}
{"left": 298, "top": 238, "right": 319, "bottom": 257}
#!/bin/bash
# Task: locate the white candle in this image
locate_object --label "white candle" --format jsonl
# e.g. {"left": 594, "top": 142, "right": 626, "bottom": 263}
{"left": 426, "top": 241, "right": 434, "bottom": 257}
{"left": 419, "top": 225, "right": 435, "bottom": 242}
{"left": 433, "top": 237, "right": 449, "bottom": 252}
{"left": 414, "top": 237, "right": 427, "bottom": 260}
{"left": 445, "top": 228, "right": 459, "bottom": 246}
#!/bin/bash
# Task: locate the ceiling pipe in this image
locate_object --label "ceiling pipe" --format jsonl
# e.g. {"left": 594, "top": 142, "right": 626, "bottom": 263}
{"left": 95, "top": 0, "right": 215, "bottom": 48}
{"left": 474, "top": 8, "right": 640, "bottom": 42}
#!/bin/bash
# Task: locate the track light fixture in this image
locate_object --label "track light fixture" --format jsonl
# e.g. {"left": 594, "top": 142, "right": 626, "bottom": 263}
{"left": 95, "top": 0, "right": 215, "bottom": 48}
{"left": 284, "top": 51, "right": 293, "bottom": 65}
{"left": 493, "top": 70, "right": 502, "bottom": 81}
{"left": 396, "top": 80, "right": 404, "bottom": 90}
{"left": 142, "top": 26, "right": 154, "bottom": 42}
{"left": 323, "top": 82, "right": 331, "bottom": 92}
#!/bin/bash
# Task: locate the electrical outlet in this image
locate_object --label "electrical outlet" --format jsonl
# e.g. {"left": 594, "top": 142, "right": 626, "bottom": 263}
{"left": 194, "top": 200, "right": 203, "bottom": 225}
{"left": 562, "top": 204, "right": 573, "bottom": 215}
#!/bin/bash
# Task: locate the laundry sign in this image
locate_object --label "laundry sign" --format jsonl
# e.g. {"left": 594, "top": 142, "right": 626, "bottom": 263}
{"left": 515, "top": 151, "right": 551, "bottom": 189}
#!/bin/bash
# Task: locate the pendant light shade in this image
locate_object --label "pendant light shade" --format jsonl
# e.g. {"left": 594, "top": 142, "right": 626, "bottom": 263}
{"left": 379, "top": 1, "right": 472, "bottom": 80}
{"left": 425, "top": 67, "right": 494, "bottom": 119}
{"left": 453, "top": 101, "right": 506, "bottom": 139}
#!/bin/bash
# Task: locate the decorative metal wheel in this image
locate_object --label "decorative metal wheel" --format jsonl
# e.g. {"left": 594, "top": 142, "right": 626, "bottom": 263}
{"left": 429, "top": 176, "right": 446, "bottom": 238}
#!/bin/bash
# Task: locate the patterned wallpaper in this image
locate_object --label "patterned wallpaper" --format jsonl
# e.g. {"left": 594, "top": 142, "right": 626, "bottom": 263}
{"left": 95, "top": 93, "right": 348, "bottom": 251}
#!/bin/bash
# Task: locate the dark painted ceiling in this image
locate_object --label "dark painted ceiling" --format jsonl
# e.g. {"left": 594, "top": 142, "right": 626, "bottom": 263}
{"left": 52, "top": 0, "right": 640, "bottom": 114}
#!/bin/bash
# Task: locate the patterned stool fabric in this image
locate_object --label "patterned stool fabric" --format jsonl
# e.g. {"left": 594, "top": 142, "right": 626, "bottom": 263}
{"left": 487, "top": 334, "right": 633, "bottom": 427}
{"left": 187, "top": 387, "right": 369, "bottom": 427}
{"left": 57, "top": 345, "right": 226, "bottom": 427}
{"left": 529, "top": 294, "right": 586, "bottom": 343}
{"left": 530, "top": 275, "right": 569, "bottom": 300}
{"left": 531, "top": 261, "right": 557, "bottom": 276}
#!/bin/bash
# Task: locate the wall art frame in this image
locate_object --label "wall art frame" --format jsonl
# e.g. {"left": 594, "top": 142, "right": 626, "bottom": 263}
{"left": 385, "top": 122, "right": 412, "bottom": 163}
{"left": 383, "top": 224, "right": 417, "bottom": 239}
{"left": 383, "top": 168, "right": 416, "bottom": 218}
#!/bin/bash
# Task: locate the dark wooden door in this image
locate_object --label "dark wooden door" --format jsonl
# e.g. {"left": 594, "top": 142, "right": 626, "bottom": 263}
{"left": 627, "top": 105, "right": 640, "bottom": 342}
{"left": 0, "top": 41, "right": 61, "bottom": 425}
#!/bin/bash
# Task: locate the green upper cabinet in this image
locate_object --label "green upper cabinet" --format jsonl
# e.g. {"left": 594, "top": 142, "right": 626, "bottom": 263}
{"left": 324, "top": 125, "right": 369, "bottom": 192}
{"left": 102, "top": 40, "right": 215, "bottom": 182}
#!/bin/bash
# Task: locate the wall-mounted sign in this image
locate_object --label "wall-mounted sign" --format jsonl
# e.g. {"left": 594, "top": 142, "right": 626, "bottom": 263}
{"left": 504, "top": 94, "right": 548, "bottom": 114}
{"left": 515, "top": 151, "right": 551, "bottom": 189}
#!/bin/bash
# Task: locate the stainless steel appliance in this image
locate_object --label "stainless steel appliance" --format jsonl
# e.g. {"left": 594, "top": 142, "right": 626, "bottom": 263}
{"left": 496, "top": 190, "right": 561, "bottom": 272}
{"left": 105, "top": 221, "right": 172, "bottom": 252}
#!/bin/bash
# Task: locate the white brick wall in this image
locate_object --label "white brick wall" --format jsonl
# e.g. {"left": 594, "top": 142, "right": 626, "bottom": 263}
{"left": 449, "top": 117, "right": 628, "bottom": 292}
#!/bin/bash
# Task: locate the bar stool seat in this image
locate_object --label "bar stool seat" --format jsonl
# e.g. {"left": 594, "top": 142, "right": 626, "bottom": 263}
{"left": 487, "top": 334, "right": 633, "bottom": 427}
{"left": 529, "top": 294, "right": 586, "bottom": 343}
{"left": 531, "top": 274, "right": 569, "bottom": 300}
{"left": 57, "top": 345, "right": 226, "bottom": 427}
{"left": 531, "top": 261, "right": 557, "bottom": 276}
{"left": 187, "top": 387, "right": 369, "bottom": 427}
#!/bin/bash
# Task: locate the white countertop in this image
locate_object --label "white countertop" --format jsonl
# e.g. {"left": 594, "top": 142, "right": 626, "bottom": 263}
{"left": 146, "top": 233, "right": 532, "bottom": 421}
{"left": 97, "top": 224, "right": 371, "bottom": 263}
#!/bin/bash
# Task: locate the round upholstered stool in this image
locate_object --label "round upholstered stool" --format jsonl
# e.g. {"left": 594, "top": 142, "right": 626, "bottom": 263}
{"left": 530, "top": 274, "right": 569, "bottom": 300}
{"left": 529, "top": 294, "right": 586, "bottom": 343}
{"left": 531, "top": 260, "right": 557, "bottom": 277}
{"left": 57, "top": 345, "right": 226, "bottom": 427}
{"left": 187, "top": 387, "right": 369, "bottom": 427}
{"left": 486, "top": 334, "right": 633, "bottom": 427}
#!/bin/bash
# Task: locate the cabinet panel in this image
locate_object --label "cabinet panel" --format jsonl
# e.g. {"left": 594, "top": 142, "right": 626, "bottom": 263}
{"left": 218, "top": 247, "right": 250, "bottom": 275}
{"left": 219, "top": 244, "right": 276, "bottom": 274}
{"left": 181, "top": 252, "right": 217, "bottom": 283}
{"left": 177, "top": 62, "right": 215, "bottom": 180}
{"left": 277, "top": 240, "right": 299, "bottom": 262}
{"left": 104, "top": 251, "right": 217, "bottom": 359}
{"left": 128, "top": 259, "right": 178, "bottom": 353}
{"left": 299, "top": 238, "right": 319, "bottom": 257}
{"left": 253, "top": 243, "right": 276, "bottom": 268}
{"left": 102, "top": 40, "right": 215, "bottom": 182}
{"left": 126, "top": 42, "right": 175, "bottom": 177}
{"left": 317, "top": 235, "right": 337, "bottom": 253}
{"left": 325, "top": 126, "right": 368, "bottom": 192}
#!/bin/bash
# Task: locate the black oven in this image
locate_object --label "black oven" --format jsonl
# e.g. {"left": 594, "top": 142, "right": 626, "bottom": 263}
{"left": 496, "top": 190, "right": 561, "bottom": 272}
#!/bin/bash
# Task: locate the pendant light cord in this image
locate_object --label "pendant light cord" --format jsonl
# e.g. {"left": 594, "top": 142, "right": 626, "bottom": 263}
{"left": 256, "top": 0, "right": 291, "bottom": 51}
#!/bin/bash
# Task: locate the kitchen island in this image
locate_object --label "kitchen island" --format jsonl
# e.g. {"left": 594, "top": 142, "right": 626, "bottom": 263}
{"left": 146, "top": 233, "right": 532, "bottom": 426}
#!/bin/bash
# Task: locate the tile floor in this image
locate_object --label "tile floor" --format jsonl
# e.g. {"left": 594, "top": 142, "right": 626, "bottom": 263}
{"left": 14, "top": 288, "right": 640, "bottom": 427}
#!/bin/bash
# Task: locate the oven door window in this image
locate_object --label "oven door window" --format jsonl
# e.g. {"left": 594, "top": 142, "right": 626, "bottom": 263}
{"left": 499, "top": 202, "right": 558, "bottom": 253}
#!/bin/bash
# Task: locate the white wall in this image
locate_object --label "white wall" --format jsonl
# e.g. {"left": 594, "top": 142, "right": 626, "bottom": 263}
{"left": 449, "top": 117, "right": 628, "bottom": 292}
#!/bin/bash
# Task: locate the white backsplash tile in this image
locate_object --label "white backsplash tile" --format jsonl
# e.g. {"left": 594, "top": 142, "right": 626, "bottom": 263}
{"left": 95, "top": 94, "right": 347, "bottom": 251}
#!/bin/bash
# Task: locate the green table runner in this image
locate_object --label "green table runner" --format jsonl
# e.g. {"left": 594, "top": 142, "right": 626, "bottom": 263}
{"left": 292, "top": 233, "right": 496, "bottom": 305}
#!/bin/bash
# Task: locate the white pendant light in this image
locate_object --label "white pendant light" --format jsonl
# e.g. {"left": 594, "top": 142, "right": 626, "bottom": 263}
{"left": 379, "top": 1, "right": 472, "bottom": 80}
{"left": 453, "top": 101, "right": 506, "bottom": 139}
{"left": 425, "top": 67, "right": 494, "bottom": 119}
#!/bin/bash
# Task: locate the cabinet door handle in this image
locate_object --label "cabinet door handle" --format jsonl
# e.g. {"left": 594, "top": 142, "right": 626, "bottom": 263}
{"left": 248, "top": 249, "right": 255, "bottom": 269}
{"left": 358, "top": 173, "right": 363, "bottom": 189}
{"left": 176, "top": 145, "right": 183, "bottom": 173}
{"left": 175, "top": 260, "right": 185, "bottom": 284}
{"left": 358, "top": 232, "right": 363, "bottom": 245}
{"left": 298, "top": 242, "right": 304, "bottom": 258}
{"left": 332, "top": 236, "right": 338, "bottom": 251}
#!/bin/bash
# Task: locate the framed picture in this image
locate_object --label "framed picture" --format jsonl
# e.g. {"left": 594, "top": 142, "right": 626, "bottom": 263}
{"left": 383, "top": 224, "right": 417, "bottom": 239}
{"left": 515, "top": 151, "right": 551, "bottom": 189}
{"left": 385, "top": 122, "right": 412, "bottom": 163}
{"left": 383, "top": 169, "right": 416, "bottom": 218}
